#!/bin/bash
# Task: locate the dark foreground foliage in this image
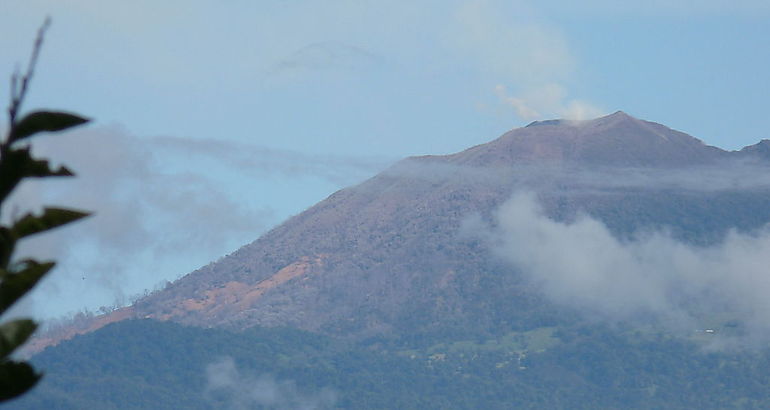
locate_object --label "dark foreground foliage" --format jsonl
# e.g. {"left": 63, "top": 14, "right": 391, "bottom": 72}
{"left": 0, "top": 19, "right": 90, "bottom": 401}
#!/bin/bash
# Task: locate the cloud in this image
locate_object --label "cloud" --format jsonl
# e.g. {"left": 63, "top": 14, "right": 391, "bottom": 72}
{"left": 526, "top": 163, "right": 770, "bottom": 193}
{"left": 268, "top": 41, "right": 384, "bottom": 80}
{"left": 478, "top": 192, "right": 770, "bottom": 348}
{"left": 452, "top": 0, "right": 573, "bottom": 84}
{"left": 449, "top": 0, "right": 603, "bottom": 121}
{"left": 495, "top": 84, "right": 604, "bottom": 121}
{"left": 4, "top": 126, "right": 272, "bottom": 317}
{"left": 3, "top": 1, "right": 603, "bottom": 136}
{"left": 5, "top": 126, "right": 388, "bottom": 320}
{"left": 561, "top": 99, "right": 606, "bottom": 121}
{"left": 205, "top": 357, "right": 336, "bottom": 410}
{"left": 151, "top": 135, "right": 392, "bottom": 187}
{"left": 386, "top": 155, "right": 770, "bottom": 196}
{"left": 494, "top": 85, "right": 541, "bottom": 120}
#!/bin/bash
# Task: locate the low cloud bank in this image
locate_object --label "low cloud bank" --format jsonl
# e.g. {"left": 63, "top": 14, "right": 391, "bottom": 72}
{"left": 478, "top": 192, "right": 770, "bottom": 347}
{"left": 6, "top": 125, "right": 387, "bottom": 320}
{"left": 7, "top": 126, "right": 269, "bottom": 318}
{"left": 151, "top": 135, "right": 391, "bottom": 186}
{"left": 205, "top": 357, "right": 336, "bottom": 410}
{"left": 386, "top": 159, "right": 770, "bottom": 195}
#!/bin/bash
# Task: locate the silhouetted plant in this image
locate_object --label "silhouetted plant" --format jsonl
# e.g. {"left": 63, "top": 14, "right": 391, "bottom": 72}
{"left": 0, "top": 18, "right": 90, "bottom": 401}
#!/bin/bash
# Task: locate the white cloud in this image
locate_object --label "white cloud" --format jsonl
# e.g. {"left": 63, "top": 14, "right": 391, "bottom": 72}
{"left": 450, "top": 0, "right": 602, "bottom": 121}
{"left": 4, "top": 126, "right": 271, "bottom": 318}
{"left": 205, "top": 357, "right": 337, "bottom": 410}
{"left": 495, "top": 83, "right": 605, "bottom": 120}
{"left": 481, "top": 192, "right": 770, "bottom": 348}
{"left": 561, "top": 99, "right": 605, "bottom": 121}
{"left": 452, "top": 0, "right": 573, "bottom": 84}
{"left": 151, "top": 135, "right": 391, "bottom": 186}
{"left": 494, "top": 85, "right": 541, "bottom": 120}
{"left": 5, "top": 126, "right": 387, "bottom": 320}
{"left": 1, "top": 1, "right": 603, "bottom": 129}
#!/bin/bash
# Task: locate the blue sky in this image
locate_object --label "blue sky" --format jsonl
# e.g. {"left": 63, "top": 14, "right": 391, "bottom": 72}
{"left": 1, "top": 0, "right": 769, "bottom": 319}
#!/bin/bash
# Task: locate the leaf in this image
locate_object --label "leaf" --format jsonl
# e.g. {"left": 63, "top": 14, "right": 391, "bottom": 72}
{"left": 0, "top": 261, "right": 54, "bottom": 315}
{"left": 12, "top": 207, "right": 90, "bottom": 239}
{"left": 0, "top": 147, "right": 73, "bottom": 202}
{"left": 0, "top": 319, "right": 37, "bottom": 358}
{"left": 0, "top": 229, "right": 13, "bottom": 270}
{"left": 9, "top": 111, "right": 90, "bottom": 142}
{"left": 23, "top": 157, "right": 74, "bottom": 178}
{"left": 0, "top": 360, "right": 40, "bottom": 401}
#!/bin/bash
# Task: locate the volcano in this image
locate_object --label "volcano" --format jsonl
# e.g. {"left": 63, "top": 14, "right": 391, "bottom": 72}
{"left": 30, "top": 111, "right": 770, "bottom": 351}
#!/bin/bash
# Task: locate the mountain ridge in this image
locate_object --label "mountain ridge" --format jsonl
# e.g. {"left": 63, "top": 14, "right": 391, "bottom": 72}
{"left": 27, "top": 111, "right": 770, "bottom": 354}
{"left": 442, "top": 111, "right": 731, "bottom": 167}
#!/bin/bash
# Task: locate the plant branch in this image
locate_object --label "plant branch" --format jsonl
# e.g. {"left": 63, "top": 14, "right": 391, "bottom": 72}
{"left": 7, "top": 17, "right": 51, "bottom": 129}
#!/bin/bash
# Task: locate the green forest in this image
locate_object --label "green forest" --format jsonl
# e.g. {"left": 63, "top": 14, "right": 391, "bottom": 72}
{"left": 8, "top": 319, "right": 770, "bottom": 409}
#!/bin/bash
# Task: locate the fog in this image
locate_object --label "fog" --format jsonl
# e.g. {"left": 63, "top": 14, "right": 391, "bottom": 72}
{"left": 205, "top": 357, "right": 336, "bottom": 410}
{"left": 481, "top": 192, "right": 770, "bottom": 348}
{"left": 4, "top": 125, "right": 386, "bottom": 320}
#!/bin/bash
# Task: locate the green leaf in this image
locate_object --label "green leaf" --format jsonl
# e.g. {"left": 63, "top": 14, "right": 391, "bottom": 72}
{"left": 0, "top": 319, "right": 37, "bottom": 358}
{"left": 0, "top": 360, "right": 40, "bottom": 401}
{"left": 9, "top": 111, "right": 90, "bottom": 142}
{"left": 12, "top": 207, "right": 90, "bottom": 239}
{"left": 0, "top": 261, "right": 54, "bottom": 315}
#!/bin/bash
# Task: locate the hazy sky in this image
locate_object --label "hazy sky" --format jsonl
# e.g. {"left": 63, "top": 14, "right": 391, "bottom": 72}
{"left": 1, "top": 1, "right": 769, "bottom": 319}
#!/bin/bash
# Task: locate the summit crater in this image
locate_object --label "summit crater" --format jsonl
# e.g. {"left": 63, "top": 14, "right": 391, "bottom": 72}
{"left": 447, "top": 111, "right": 728, "bottom": 167}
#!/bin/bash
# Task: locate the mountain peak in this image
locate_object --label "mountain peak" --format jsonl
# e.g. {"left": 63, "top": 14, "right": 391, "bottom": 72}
{"left": 449, "top": 111, "right": 724, "bottom": 167}
{"left": 604, "top": 110, "right": 634, "bottom": 119}
{"left": 590, "top": 110, "right": 644, "bottom": 128}
{"left": 525, "top": 119, "right": 564, "bottom": 128}
{"left": 526, "top": 111, "right": 636, "bottom": 129}
{"left": 737, "top": 139, "right": 770, "bottom": 161}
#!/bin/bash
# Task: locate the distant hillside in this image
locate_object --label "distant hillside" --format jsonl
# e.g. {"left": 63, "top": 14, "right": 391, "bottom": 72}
{"left": 27, "top": 111, "right": 770, "bottom": 352}
{"left": 16, "top": 111, "right": 770, "bottom": 409}
{"left": 12, "top": 319, "right": 770, "bottom": 409}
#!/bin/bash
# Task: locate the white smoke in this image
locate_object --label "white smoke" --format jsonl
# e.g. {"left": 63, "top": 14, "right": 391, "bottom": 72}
{"left": 494, "top": 83, "right": 605, "bottom": 121}
{"left": 451, "top": 0, "right": 603, "bottom": 121}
